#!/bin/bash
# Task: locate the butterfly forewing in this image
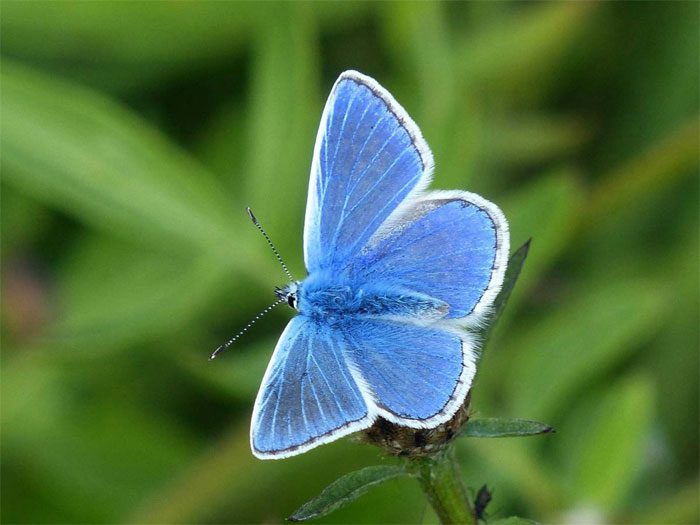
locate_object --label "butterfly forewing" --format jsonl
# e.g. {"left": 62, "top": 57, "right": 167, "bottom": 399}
{"left": 303, "top": 71, "right": 433, "bottom": 273}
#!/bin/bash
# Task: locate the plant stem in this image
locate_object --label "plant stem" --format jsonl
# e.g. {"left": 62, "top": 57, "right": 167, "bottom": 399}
{"left": 411, "top": 447, "right": 476, "bottom": 524}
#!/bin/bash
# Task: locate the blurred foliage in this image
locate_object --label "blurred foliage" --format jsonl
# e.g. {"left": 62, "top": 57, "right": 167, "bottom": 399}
{"left": 1, "top": 1, "right": 698, "bottom": 524}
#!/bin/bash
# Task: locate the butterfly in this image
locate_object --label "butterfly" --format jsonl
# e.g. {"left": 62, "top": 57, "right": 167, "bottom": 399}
{"left": 248, "top": 70, "right": 509, "bottom": 459}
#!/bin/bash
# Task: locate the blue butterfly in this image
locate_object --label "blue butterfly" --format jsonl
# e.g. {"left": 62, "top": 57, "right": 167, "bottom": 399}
{"left": 249, "top": 71, "right": 509, "bottom": 459}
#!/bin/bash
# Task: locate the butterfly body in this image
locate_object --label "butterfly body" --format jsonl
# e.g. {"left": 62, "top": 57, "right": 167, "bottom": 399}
{"left": 286, "top": 274, "right": 449, "bottom": 323}
{"left": 250, "top": 71, "right": 509, "bottom": 459}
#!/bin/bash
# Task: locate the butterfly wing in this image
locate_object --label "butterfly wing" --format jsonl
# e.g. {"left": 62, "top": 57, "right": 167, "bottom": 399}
{"left": 335, "top": 193, "right": 507, "bottom": 427}
{"left": 253, "top": 72, "right": 510, "bottom": 457}
{"left": 303, "top": 70, "right": 433, "bottom": 273}
{"left": 251, "top": 316, "right": 370, "bottom": 459}
{"left": 349, "top": 191, "right": 509, "bottom": 324}
{"left": 253, "top": 315, "right": 473, "bottom": 457}
{"left": 342, "top": 318, "right": 473, "bottom": 427}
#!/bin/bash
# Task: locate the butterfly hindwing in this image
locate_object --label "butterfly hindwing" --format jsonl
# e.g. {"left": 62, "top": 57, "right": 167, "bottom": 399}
{"left": 303, "top": 71, "right": 433, "bottom": 273}
{"left": 343, "top": 319, "right": 474, "bottom": 426}
{"left": 251, "top": 317, "right": 369, "bottom": 459}
{"left": 349, "top": 191, "right": 509, "bottom": 323}
{"left": 252, "top": 315, "right": 474, "bottom": 456}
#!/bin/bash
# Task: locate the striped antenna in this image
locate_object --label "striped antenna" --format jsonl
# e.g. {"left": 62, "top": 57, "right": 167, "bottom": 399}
{"left": 210, "top": 298, "right": 285, "bottom": 360}
{"left": 247, "top": 207, "right": 294, "bottom": 282}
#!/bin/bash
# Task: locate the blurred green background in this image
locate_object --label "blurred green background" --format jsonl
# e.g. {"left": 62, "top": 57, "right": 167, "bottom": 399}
{"left": 1, "top": 2, "right": 698, "bottom": 523}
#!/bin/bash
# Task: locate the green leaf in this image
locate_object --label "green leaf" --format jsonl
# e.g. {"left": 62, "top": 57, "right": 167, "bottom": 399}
{"left": 492, "top": 169, "right": 583, "bottom": 323}
{"left": 456, "top": 2, "right": 596, "bottom": 101}
{"left": 565, "top": 374, "right": 655, "bottom": 510}
{"left": 0, "top": 60, "right": 259, "bottom": 267}
{"left": 1, "top": 2, "right": 369, "bottom": 93}
{"left": 288, "top": 465, "right": 410, "bottom": 522}
{"left": 243, "top": 3, "right": 320, "bottom": 264}
{"left": 481, "top": 114, "right": 591, "bottom": 168}
{"left": 1, "top": 3, "right": 260, "bottom": 92}
{"left": 507, "top": 277, "right": 666, "bottom": 420}
{"left": 1, "top": 359, "right": 198, "bottom": 522}
{"left": 461, "top": 418, "right": 553, "bottom": 439}
{"left": 476, "top": 172, "right": 582, "bottom": 396}
{"left": 479, "top": 240, "right": 531, "bottom": 344}
{"left": 48, "top": 237, "right": 229, "bottom": 353}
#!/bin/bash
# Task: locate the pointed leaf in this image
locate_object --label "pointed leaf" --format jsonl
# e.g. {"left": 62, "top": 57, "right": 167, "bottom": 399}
{"left": 461, "top": 418, "right": 554, "bottom": 439}
{"left": 479, "top": 240, "right": 531, "bottom": 344}
{"left": 288, "top": 465, "right": 410, "bottom": 522}
{"left": 475, "top": 171, "right": 582, "bottom": 397}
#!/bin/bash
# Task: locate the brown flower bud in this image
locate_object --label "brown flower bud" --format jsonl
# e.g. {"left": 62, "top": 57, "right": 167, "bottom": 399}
{"left": 359, "top": 391, "right": 472, "bottom": 457}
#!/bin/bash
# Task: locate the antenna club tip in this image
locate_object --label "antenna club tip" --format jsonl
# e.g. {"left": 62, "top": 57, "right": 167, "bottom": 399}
{"left": 209, "top": 351, "right": 219, "bottom": 361}
{"left": 246, "top": 207, "right": 257, "bottom": 223}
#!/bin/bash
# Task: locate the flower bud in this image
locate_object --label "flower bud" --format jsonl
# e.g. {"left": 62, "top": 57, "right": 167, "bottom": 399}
{"left": 360, "top": 391, "right": 472, "bottom": 456}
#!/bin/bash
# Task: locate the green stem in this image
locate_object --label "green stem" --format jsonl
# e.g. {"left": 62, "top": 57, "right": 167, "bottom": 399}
{"left": 410, "top": 447, "right": 476, "bottom": 524}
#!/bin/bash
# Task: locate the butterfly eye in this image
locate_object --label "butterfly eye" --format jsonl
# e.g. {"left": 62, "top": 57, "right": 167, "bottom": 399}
{"left": 287, "top": 293, "right": 297, "bottom": 309}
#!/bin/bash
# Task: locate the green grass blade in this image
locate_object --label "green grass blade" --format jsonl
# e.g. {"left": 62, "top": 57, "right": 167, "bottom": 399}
{"left": 47, "top": 238, "right": 229, "bottom": 353}
{"left": 242, "top": 3, "right": 320, "bottom": 263}
{"left": 1, "top": 60, "right": 254, "bottom": 264}
{"left": 565, "top": 375, "right": 655, "bottom": 510}
{"left": 456, "top": 2, "right": 596, "bottom": 100}
{"left": 501, "top": 170, "right": 583, "bottom": 308}
{"left": 508, "top": 279, "right": 666, "bottom": 420}
{"left": 1, "top": 2, "right": 258, "bottom": 92}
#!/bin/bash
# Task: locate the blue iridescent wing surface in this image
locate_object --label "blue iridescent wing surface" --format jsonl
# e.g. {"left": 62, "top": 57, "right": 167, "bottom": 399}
{"left": 349, "top": 193, "right": 509, "bottom": 321}
{"left": 303, "top": 71, "right": 433, "bottom": 273}
{"left": 251, "top": 316, "right": 369, "bottom": 459}
{"left": 342, "top": 318, "right": 473, "bottom": 424}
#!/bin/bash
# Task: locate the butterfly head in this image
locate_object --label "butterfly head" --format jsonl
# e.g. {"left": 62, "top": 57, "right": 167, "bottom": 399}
{"left": 275, "top": 282, "right": 300, "bottom": 310}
